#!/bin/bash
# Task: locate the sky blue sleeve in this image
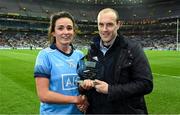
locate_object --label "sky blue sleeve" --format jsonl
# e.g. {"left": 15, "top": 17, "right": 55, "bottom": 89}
{"left": 34, "top": 50, "right": 51, "bottom": 78}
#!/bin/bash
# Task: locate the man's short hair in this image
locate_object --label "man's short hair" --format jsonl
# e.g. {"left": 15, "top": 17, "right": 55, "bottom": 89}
{"left": 98, "top": 8, "right": 120, "bottom": 22}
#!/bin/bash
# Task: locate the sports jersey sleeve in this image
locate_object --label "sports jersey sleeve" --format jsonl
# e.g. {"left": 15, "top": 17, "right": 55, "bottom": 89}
{"left": 34, "top": 50, "right": 51, "bottom": 78}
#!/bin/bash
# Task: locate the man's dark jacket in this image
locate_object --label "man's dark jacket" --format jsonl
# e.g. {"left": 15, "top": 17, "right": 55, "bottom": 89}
{"left": 85, "top": 35, "right": 153, "bottom": 114}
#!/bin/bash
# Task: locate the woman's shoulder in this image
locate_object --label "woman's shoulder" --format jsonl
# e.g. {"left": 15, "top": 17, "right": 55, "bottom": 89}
{"left": 74, "top": 49, "right": 84, "bottom": 58}
{"left": 38, "top": 47, "right": 56, "bottom": 56}
{"left": 74, "top": 49, "right": 83, "bottom": 54}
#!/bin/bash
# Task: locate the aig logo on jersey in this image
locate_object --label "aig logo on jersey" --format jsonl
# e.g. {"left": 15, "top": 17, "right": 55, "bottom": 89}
{"left": 61, "top": 74, "right": 80, "bottom": 90}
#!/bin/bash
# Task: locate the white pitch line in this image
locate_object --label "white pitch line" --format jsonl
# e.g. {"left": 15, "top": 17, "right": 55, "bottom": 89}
{"left": 152, "top": 73, "right": 180, "bottom": 79}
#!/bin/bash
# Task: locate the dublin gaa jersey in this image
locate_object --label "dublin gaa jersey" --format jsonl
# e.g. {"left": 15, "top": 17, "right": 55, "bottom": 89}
{"left": 34, "top": 45, "right": 84, "bottom": 114}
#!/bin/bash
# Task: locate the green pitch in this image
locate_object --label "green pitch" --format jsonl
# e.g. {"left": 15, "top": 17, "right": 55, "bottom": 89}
{"left": 0, "top": 49, "right": 180, "bottom": 114}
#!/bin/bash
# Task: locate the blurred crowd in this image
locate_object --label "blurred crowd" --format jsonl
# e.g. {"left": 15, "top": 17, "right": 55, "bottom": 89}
{"left": 0, "top": 32, "right": 177, "bottom": 50}
{"left": 0, "top": 32, "right": 48, "bottom": 49}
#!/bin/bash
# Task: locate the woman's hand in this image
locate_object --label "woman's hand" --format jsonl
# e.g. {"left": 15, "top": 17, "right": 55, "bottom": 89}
{"left": 76, "top": 95, "right": 89, "bottom": 113}
{"left": 79, "top": 79, "right": 94, "bottom": 90}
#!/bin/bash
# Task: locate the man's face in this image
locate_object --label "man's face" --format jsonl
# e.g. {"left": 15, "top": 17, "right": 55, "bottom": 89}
{"left": 97, "top": 12, "right": 120, "bottom": 43}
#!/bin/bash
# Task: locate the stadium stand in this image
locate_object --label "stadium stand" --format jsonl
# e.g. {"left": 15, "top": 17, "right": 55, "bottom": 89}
{"left": 0, "top": 0, "right": 179, "bottom": 50}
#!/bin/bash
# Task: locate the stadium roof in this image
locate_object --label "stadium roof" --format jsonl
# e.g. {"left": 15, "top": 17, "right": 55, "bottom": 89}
{"left": 57, "top": 0, "right": 179, "bottom": 5}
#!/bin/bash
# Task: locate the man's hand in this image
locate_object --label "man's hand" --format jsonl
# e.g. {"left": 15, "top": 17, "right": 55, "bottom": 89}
{"left": 76, "top": 95, "right": 89, "bottom": 113}
{"left": 94, "top": 79, "right": 108, "bottom": 94}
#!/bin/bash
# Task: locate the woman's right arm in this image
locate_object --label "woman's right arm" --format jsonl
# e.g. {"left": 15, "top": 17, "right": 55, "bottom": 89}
{"left": 35, "top": 77, "right": 84, "bottom": 104}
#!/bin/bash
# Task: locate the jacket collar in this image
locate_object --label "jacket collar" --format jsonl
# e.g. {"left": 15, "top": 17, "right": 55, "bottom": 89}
{"left": 92, "top": 34, "right": 128, "bottom": 49}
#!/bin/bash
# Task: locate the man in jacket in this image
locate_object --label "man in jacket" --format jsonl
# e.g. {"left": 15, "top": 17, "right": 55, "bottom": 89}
{"left": 80, "top": 8, "right": 153, "bottom": 114}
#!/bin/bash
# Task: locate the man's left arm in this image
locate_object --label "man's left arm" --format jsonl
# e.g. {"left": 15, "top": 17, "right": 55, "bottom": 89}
{"left": 95, "top": 43, "right": 153, "bottom": 101}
